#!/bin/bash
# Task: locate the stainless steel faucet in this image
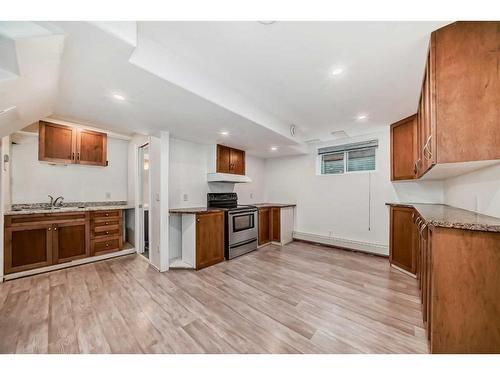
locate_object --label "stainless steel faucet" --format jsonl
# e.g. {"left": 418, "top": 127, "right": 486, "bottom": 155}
{"left": 48, "top": 195, "right": 64, "bottom": 208}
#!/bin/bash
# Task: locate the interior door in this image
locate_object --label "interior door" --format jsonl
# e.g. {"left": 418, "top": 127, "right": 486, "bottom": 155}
{"left": 196, "top": 212, "right": 224, "bottom": 270}
{"left": 38, "top": 121, "right": 76, "bottom": 164}
{"left": 53, "top": 221, "right": 89, "bottom": 263}
{"left": 230, "top": 148, "right": 245, "bottom": 175}
{"left": 4, "top": 223, "right": 53, "bottom": 274}
{"left": 76, "top": 128, "right": 107, "bottom": 166}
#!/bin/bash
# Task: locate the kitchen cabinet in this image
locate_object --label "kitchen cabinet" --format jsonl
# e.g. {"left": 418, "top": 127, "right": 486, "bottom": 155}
{"left": 257, "top": 205, "right": 294, "bottom": 247}
{"left": 258, "top": 207, "right": 271, "bottom": 245}
{"left": 216, "top": 144, "right": 245, "bottom": 175}
{"left": 196, "top": 211, "right": 224, "bottom": 270}
{"left": 4, "top": 210, "right": 123, "bottom": 275}
{"left": 90, "top": 210, "right": 123, "bottom": 256}
{"left": 389, "top": 206, "right": 416, "bottom": 274}
{"left": 390, "top": 22, "right": 500, "bottom": 180}
{"left": 4, "top": 223, "right": 54, "bottom": 274}
{"left": 390, "top": 115, "right": 417, "bottom": 180}
{"left": 39, "top": 121, "right": 108, "bottom": 166}
{"left": 389, "top": 203, "right": 500, "bottom": 353}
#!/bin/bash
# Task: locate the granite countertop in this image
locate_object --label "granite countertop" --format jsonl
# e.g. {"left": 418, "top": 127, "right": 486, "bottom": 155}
{"left": 4, "top": 201, "right": 134, "bottom": 215}
{"left": 386, "top": 202, "right": 500, "bottom": 233}
{"left": 253, "top": 203, "right": 297, "bottom": 208}
{"left": 169, "top": 207, "right": 224, "bottom": 214}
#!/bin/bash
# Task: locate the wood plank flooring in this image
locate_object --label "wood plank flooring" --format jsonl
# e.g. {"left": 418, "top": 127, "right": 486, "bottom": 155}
{"left": 0, "top": 241, "right": 428, "bottom": 353}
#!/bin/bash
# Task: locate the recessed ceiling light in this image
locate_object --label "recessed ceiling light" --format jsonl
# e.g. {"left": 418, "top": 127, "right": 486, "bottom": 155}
{"left": 356, "top": 114, "right": 368, "bottom": 121}
{"left": 112, "top": 94, "right": 126, "bottom": 101}
{"left": 270, "top": 146, "right": 278, "bottom": 151}
{"left": 331, "top": 68, "right": 344, "bottom": 76}
{"left": 220, "top": 131, "right": 229, "bottom": 136}
{"left": 258, "top": 21, "right": 277, "bottom": 25}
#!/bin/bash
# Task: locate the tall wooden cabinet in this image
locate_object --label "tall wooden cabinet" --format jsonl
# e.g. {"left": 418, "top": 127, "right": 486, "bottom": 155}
{"left": 216, "top": 144, "right": 245, "bottom": 175}
{"left": 39, "top": 121, "right": 108, "bottom": 166}
{"left": 389, "top": 205, "right": 416, "bottom": 273}
{"left": 390, "top": 22, "right": 500, "bottom": 180}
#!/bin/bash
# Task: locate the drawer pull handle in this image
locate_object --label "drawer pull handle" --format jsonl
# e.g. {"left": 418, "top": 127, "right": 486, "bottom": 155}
{"left": 105, "top": 243, "right": 109, "bottom": 247}
{"left": 105, "top": 222, "right": 109, "bottom": 225}
{"left": 106, "top": 231, "right": 109, "bottom": 234}
{"left": 54, "top": 227, "right": 57, "bottom": 231}
{"left": 48, "top": 228, "right": 52, "bottom": 231}
{"left": 105, "top": 213, "right": 109, "bottom": 217}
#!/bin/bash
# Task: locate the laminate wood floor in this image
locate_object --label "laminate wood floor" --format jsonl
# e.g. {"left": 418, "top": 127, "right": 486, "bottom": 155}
{"left": 0, "top": 242, "right": 428, "bottom": 354}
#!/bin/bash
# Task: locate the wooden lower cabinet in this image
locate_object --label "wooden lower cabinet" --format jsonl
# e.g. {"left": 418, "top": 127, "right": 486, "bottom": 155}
{"left": 196, "top": 211, "right": 224, "bottom": 270}
{"left": 258, "top": 207, "right": 282, "bottom": 246}
{"left": 389, "top": 206, "right": 416, "bottom": 274}
{"left": 258, "top": 208, "right": 271, "bottom": 245}
{"left": 4, "top": 210, "right": 123, "bottom": 275}
{"left": 53, "top": 221, "right": 89, "bottom": 263}
{"left": 390, "top": 204, "right": 500, "bottom": 353}
{"left": 4, "top": 223, "right": 53, "bottom": 274}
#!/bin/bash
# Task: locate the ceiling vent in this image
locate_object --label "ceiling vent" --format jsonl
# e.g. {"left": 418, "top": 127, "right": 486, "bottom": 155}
{"left": 331, "top": 130, "right": 348, "bottom": 139}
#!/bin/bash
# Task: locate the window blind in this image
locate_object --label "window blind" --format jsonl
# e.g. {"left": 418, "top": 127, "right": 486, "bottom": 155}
{"left": 318, "top": 139, "right": 378, "bottom": 155}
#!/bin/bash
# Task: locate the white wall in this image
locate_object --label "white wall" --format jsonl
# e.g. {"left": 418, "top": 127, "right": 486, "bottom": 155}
{"left": 10, "top": 132, "right": 128, "bottom": 203}
{"left": 444, "top": 163, "right": 500, "bottom": 219}
{"left": 263, "top": 129, "right": 444, "bottom": 254}
{"left": 168, "top": 137, "right": 266, "bottom": 208}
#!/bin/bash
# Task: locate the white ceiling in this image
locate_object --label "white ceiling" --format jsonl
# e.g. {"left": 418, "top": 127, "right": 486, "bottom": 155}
{"left": 0, "top": 21, "right": 449, "bottom": 158}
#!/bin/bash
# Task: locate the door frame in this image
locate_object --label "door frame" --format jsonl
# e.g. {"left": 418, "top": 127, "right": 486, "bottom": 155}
{"left": 135, "top": 142, "right": 152, "bottom": 261}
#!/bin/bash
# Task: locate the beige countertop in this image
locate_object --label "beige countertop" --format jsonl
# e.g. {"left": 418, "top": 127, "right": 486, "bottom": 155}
{"left": 386, "top": 203, "right": 500, "bottom": 233}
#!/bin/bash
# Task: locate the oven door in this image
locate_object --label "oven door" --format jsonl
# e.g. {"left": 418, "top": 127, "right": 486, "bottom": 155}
{"left": 228, "top": 210, "right": 258, "bottom": 246}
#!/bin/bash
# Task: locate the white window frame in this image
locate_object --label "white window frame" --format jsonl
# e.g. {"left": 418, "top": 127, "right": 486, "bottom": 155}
{"left": 317, "top": 146, "right": 377, "bottom": 176}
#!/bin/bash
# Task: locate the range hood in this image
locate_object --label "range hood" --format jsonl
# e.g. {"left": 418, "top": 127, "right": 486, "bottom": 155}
{"left": 207, "top": 173, "right": 252, "bottom": 183}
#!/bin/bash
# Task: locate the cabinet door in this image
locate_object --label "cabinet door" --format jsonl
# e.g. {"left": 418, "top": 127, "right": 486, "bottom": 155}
{"left": 196, "top": 212, "right": 224, "bottom": 270}
{"left": 53, "top": 221, "right": 89, "bottom": 263}
{"left": 390, "top": 115, "right": 417, "bottom": 180}
{"left": 76, "top": 128, "right": 107, "bottom": 166}
{"left": 216, "top": 145, "right": 231, "bottom": 173}
{"left": 4, "top": 224, "right": 53, "bottom": 274}
{"left": 229, "top": 148, "right": 245, "bottom": 175}
{"left": 38, "top": 121, "right": 76, "bottom": 164}
{"left": 271, "top": 207, "right": 281, "bottom": 242}
{"left": 258, "top": 208, "right": 271, "bottom": 245}
{"left": 389, "top": 206, "right": 416, "bottom": 274}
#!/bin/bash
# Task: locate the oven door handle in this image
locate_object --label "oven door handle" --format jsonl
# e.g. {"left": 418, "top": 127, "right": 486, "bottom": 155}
{"left": 229, "top": 210, "right": 257, "bottom": 216}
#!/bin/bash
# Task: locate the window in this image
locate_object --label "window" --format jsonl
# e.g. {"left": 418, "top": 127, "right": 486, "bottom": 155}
{"left": 318, "top": 139, "right": 377, "bottom": 175}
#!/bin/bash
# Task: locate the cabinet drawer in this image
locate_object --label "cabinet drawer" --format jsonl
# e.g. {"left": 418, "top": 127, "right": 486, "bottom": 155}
{"left": 91, "top": 226, "right": 120, "bottom": 238}
{"left": 92, "top": 217, "right": 120, "bottom": 226}
{"left": 92, "top": 237, "right": 121, "bottom": 255}
{"left": 91, "top": 210, "right": 121, "bottom": 219}
{"left": 6, "top": 212, "right": 88, "bottom": 226}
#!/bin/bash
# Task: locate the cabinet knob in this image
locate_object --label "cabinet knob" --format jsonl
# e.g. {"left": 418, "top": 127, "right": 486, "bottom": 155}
{"left": 105, "top": 243, "right": 109, "bottom": 247}
{"left": 197, "top": 219, "right": 200, "bottom": 222}
{"left": 105, "top": 213, "right": 109, "bottom": 217}
{"left": 106, "top": 231, "right": 109, "bottom": 234}
{"left": 105, "top": 222, "right": 109, "bottom": 225}
{"left": 54, "top": 227, "right": 57, "bottom": 231}
{"left": 48, "top": 228, "right": 52, "bottom": 231}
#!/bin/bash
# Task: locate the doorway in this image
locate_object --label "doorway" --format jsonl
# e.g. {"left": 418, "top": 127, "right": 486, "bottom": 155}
{"left": 138, "top": 143, "right": 151, "bottom": 261}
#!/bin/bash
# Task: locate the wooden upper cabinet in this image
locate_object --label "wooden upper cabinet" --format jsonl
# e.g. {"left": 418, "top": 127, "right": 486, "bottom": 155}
{"left": 216, "top": 144, "right": 246, "bottom": 175}
{"left": 389, "top": 206, "right": 416, "bottom": 274}
{"left": 390, "top": 115, "right": 417, "bottom": 181}
{"left": 39, "top": 121, "right": 76, "bottom": 163}
{"left": 77, "top": 128, "right": 107, "bottom": 166}
{"left": 196, "top": 211, "right": 224, "bottom": 270}
{"left": 217, "top": 145, "right": 231, "bottom": 173}
{"left": 39, "top": 121, "right": 108, "bottom": 166}
{"left": 434, "top": 21, "right": 500, "bottom": 164}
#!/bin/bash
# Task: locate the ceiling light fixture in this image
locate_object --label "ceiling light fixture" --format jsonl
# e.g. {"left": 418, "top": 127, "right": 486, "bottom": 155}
{"left": 258, "top": 21, "right": 277, "bottom": 25}
{"left": 331, "top": 68, "right": 344, "bottom": 76}
{"left": 220, "top": 131, "right": 229, "bottom": 136}
{"left": 112, "top": 94, "right": 126, "bottom": 101}
{"left": 270, "top": 146, "right": 278, "bottom": 151}
{"left": 356, "top": 114, "right": 368, "bottom": 121}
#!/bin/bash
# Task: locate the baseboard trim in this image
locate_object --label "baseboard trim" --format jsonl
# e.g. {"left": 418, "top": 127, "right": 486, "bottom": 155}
{"left": 293, "top": 231, "right": 388, "bottom": 256}
{"left": 3, "top": 246, "right": 136, "bottom": 281}
{"left": 390, "top": 263, "right": 417, "bottom": 278}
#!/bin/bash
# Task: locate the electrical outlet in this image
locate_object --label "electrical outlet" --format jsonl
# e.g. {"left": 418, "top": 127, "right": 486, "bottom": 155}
{"left": 250, "top": 193, "right": 254, "bottom": 199}
{"left": 183, "top": 193, "right": 188, "bottom": 202}
{"left": 105, "top": 192, "right": 111, "bottom": 199}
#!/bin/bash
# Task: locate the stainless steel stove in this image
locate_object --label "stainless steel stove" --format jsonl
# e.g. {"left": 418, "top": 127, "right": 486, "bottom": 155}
{"left": 207, "top": 193, "right": 258, "bottom": 260}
